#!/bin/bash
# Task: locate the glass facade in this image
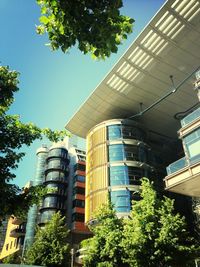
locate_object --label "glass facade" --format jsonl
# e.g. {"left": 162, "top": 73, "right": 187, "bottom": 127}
{"left": 45, "top": 170, "right": 67, "bottom": 183}
{"left": 166, "top": 157, "right": 187, "bottom": 175}
{"left": 109, "top": 165, "right": 146, "bottom": 186}
{"left": 108, "top": 124, "right": 146, "bottom": 141}
{"left": 86, "top": 119, "right": 154, "bottom": 222}
{"left": 47, "top": 158, "right": 69, "bottom": 171}
{"left": 108, "top": 125, "right": 122, "bottom": 140}
{"left": 181, "top": 107, "right": 200, "bottom": 127}
{"left": 39, "top": 147, "right": 69, "bottom": 225}
{"left": 109, "top": 144, "right": 148, "bottom": 162}
{"left": 48, "top": 147, "right": 68, "bottom": 159}
{"left": 183, "top": 128, "right": 200, "bottom": 163}
{"left": 23, "top": 146, "right": 48, "bottom": 252}
{"left": 110, "top": 190, "right": 130, "bottom": 213}
{"left": 107, "top": 122, "right": 152, "bottom": 215}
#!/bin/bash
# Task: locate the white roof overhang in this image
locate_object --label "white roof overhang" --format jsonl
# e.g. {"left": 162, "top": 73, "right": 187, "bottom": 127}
{"left": 65, "top": 0, "right": 200, "bottom": 138}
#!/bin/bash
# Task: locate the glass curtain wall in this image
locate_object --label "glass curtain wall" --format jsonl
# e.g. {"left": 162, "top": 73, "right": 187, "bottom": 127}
{"left": 107, "top": 121, "right": 152, "bottom": 215}
{"left": 39, "top": 147, "right": 69, "bottom": 225}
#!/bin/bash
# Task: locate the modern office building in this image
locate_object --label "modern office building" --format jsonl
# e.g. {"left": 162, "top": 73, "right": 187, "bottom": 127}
{"left": 67, "top": 146, "right": 91, "bottom": 246}
{"left": 85, "top": 118, "right": 176, "bottom": 222}
{"left": 164, "top": 70, "right": 200, "bottom": 237}
{"left": 164, "top": 70, "right": 200, "bottom": 197}
{"left": 38, "top": 142, "right": 69, "bottom": 226}
{"left": 65, "top": 0, "right": 200, "bottom": 223}
{"left": 22, "top": 138, "right": 90, "bottom": 252}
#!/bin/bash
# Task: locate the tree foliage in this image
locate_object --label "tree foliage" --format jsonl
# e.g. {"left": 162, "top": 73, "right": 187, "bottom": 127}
{"left": 36, "top": 0, "right": 134, "bottom": 59}
{"left": 25, "top": 212, "right": 70, "bottom": 267}
{"left": 2, "top": 251, "right": 21, "bottom": 264}
{"left": 0, "top": 65, "right": 69, "bottom": 219}
{"left": 82, "top": 179, "right": 200, "bottom": 267}
{"left": 82, "top": 200, "right": 126, "bottom": 267}
{"left": 123, "top": 179, "right": 200, "bottom": 267}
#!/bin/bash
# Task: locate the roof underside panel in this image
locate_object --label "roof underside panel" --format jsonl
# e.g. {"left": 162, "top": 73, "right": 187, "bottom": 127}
{"left": 66, "top": 0, "right": 200, "bottom": 138}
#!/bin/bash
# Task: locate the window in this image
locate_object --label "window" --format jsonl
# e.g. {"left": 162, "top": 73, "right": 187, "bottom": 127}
{"left": 110, "top": 190, "right": 130, "bottom": 213}
{"left": 48, "top": 148, "right": 68, "bottom": 159}
{"left": 74, "top": 163, "right": 86, "bottom": 172}
{"left": 110, "top": 166, "right": 128, "bottom": 186}
{"left": 72, "top": 213, "right": 85, "bottom": 222}
{"left": 109, "top": 144, "right": 148, "bottom": 163}
{"left": 109, "top": 144, "right": 124, "bottom": 161}
{"left": 183, "top": 128, "right": 200, "bottom": 162}
{"left": 122, "top": 125, "right": 146, "bottom": 141}
{"left": 47, "top": 159, "right": 68, "bottom": 171}
{"left": 73, "top": 199, "right": 85, "bottom": 208}
{"left": 108, "top": 125, "right": 122, "bottom": 140}
{"left": 73, "top": 187, "right": 85, "bottom": 195}
{"left": 109, "top": 166, "right": 144, "bottom": 186}
{"left": 43, "top": 196, "right": 58, "bottom": 208}
{"left": 46, "top": 171, "right": 67, "bottom": 182}
{"left": 6, "top": 243, "right": 9, "bottom": 250}
{"left": 74, "top": 175, "right": 85, "bottom": 183}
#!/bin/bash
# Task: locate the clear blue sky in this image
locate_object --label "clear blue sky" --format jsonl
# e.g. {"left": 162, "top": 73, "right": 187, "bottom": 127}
{"left": 0, "top": 0, "right": 165, "bottom": 188}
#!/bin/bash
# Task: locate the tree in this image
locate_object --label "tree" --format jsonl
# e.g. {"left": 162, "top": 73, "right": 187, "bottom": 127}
{"left": 25, "top": 212, "right": 70, "bottom": 267}
{"left": 36, "top": 0, "right": 134, "bottom": 59}
{"left": 2, "top": 251, "right": 21, "bottom": 264}
{"left": 0, "top": 65, "right": 68, "bottom": 219}
{"left": 122, "top": 178, "right": 200, "bottom": 267}
{"left": 81, "top": 200, "right": 127, "bottom": 267}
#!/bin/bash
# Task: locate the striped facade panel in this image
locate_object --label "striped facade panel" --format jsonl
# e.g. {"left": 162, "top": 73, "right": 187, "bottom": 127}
{"left": 86, "top": 124, "right": 108, "bottom": 223}
{"left": 85, "top": 189, "right": 108, "bottom": 223}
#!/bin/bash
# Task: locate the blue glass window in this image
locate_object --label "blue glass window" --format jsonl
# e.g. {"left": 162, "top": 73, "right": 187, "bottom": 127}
{"left": 108, "top": 125, "right": 122, "bottom": 140}
{"left": 110, "top": 190, "right": 130, "bottom": 213}
{"left": 110, "top": 166, "right": 144, "bottom": 186}
{"left": 109, "top": 144, "right": 148, "bottom": 163}
{"left": 74, "top": 175, "right": 85, "bottom": 183}
{"left": 110, "top": 166, "right": 128, "bottom": 186}
{"left": 183, "top": 128, "right": 200, "bottom": 163}
{"left": 109, "top": 144, "right": 124, "bottom": 161}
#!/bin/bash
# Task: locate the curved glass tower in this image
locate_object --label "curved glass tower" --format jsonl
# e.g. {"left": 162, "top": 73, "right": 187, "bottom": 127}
{"left": 23, "top": 146, "right": 48, "bottom": 252}
{"left": 85, "top": 119, "right": 154, "bottom": 223}
{"left": 39, "top": 144, "right": 69, "bottom": 225}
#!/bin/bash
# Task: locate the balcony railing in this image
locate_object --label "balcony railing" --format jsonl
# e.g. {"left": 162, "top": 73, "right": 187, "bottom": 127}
{"left": 166, "top": 157, "right": 188, "bottom": 175}
{"left": 181, "top": 107, "right": 200, "bottom": 127}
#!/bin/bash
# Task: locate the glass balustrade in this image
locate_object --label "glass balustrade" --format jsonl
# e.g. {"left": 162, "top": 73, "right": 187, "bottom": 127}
{"left": 181, "top": 107, "right": 200, "bottom": 127}
{"left": 166, "top": 157, "right": 188, "bottom": 175}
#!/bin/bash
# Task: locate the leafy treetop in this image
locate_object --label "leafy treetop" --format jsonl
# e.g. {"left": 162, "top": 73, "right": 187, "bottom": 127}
{"left": 36, "top": 0, "right": 134, "bottom": 59}
{"left": 122, "top": 178, "right": 200, "bottom": 267}
{"left": 82, "top": 179, "right": 200, "bottom": 267}
{"left": 25, "top": 212, "right": 70, "bottom": 267}
{"left": 0, "top": 65, "right": 69, "bottom": 219}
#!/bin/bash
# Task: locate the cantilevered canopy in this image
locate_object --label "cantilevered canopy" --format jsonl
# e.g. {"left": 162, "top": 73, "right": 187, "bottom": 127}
{"left": 65, "top": 0, "right": 200, "bottom": 138}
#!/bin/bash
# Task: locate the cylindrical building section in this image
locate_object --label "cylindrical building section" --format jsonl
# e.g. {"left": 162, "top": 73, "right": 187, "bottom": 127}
{"left": 39, "top": 144, "right": 69, "bottom": 225}
{"left": 23, "top": 145, "right": 48, "bottom": 252}
{"left": 85, "top": 119, "right": 154, "bottom": 223}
